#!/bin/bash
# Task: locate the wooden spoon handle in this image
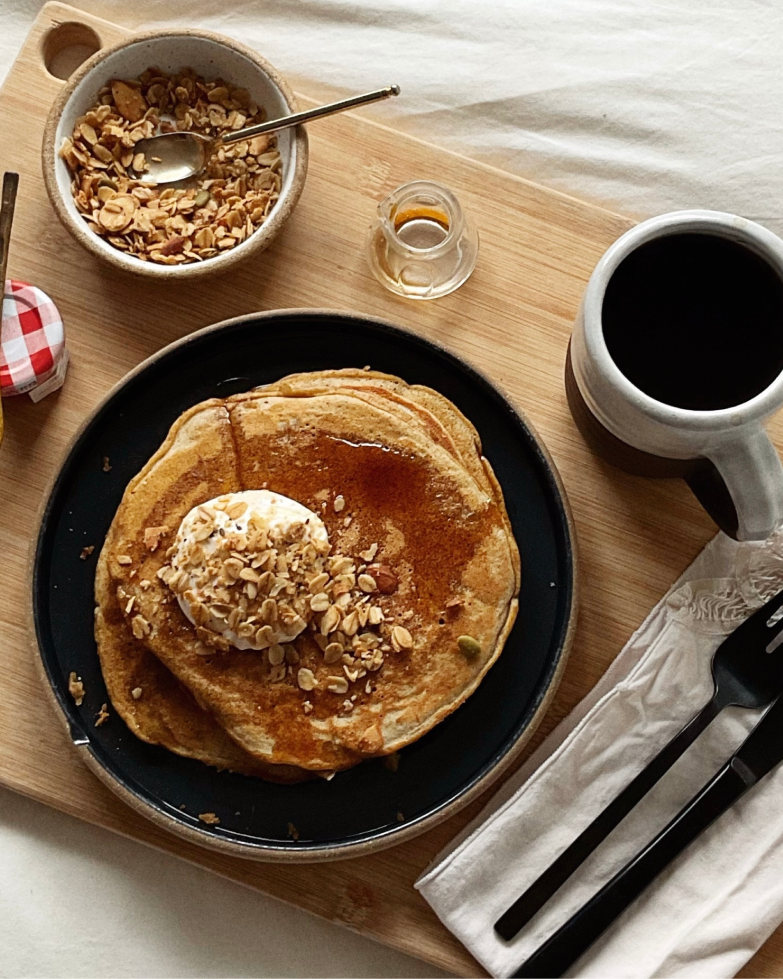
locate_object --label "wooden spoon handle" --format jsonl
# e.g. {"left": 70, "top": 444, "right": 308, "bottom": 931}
{"left": 0, "top": 172, "right": 19, "bottom": 292}
{"left": 0, "top": 172, "right": 19, "bottom": 446}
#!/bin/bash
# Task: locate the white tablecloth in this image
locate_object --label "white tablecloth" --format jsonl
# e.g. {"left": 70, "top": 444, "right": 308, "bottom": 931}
{"left": 4, "top": 0, "right": 783, "bottom": 975}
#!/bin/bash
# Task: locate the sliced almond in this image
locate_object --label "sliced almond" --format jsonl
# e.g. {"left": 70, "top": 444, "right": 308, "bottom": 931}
{"left": 111, "top": 79, "right": 147, "bottom": 122}
{"left": 79, "top": 122, "right": 98, "bottom": 145}
{"left": 92, "top": 142, "right": 113, "bottom": 164}
{"left": 97, "top": 194, "right": 137, "bottom": 232}
{"left": 320, "top": 604, "right": 341, "bottom": 635}
{"left": 341, "top": 610, "right": 360, "bottom": 637}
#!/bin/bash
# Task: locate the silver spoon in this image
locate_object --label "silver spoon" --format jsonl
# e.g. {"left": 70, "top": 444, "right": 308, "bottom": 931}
{"left": 131, "top": 85, "right": 400, "bottom": 184}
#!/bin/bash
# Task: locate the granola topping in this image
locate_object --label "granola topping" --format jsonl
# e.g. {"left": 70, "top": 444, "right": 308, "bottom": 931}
{"left": 155, "top": 490, "right": 413, "bottom": 700}
{"left": 68, "top": 671, "right": 85, "bottom": 706}
{"left": 166, "top": 491, "right": 328, "bottom": 650}
{"left": 58, "top": 67, "right": 282, "bottom": 266}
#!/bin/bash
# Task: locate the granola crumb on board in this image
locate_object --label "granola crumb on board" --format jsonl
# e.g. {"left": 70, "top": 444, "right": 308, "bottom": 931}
{"left": 68, "top": 672, "right": 85, "bottom": 706}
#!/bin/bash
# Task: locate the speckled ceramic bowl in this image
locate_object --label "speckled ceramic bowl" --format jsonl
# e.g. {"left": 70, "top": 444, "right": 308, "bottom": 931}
{"left": 42, "top": 29, "right": 308, "bottom": 279}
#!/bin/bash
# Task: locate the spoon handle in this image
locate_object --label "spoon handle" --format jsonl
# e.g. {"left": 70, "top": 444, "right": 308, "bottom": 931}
{"left": 494, "top": 694, "right": 722, "bottom": 941}
{"left": 221, "top": 85, "right": 400, "bottom": 145}
{"left": 0, "top": 172, "right": 19, "bottom": 448}
{"left": 0, "top": 171, "right": 19, "bottom": 293}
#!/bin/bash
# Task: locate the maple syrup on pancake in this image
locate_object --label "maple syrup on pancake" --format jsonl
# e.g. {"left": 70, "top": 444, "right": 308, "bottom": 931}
{"left": 236, "top": 429, "right": 497, "bottom": 634}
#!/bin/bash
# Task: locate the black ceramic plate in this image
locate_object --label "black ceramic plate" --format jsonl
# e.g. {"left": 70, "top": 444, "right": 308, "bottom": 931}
{"left": 33, "top": 310, "right": 576, "bottom": 861}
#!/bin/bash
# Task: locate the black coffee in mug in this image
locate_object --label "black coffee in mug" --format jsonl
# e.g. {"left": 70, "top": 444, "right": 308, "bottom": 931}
{"left": 567, "top": 213, "right": 783, "bottom": 541}
{"left": 601, "top": 232, "right": 783, "bottom": 411}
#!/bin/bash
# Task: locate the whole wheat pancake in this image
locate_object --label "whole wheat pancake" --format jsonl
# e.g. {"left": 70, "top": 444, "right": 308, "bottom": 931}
{"left": 94, "top": 544, "right": 308, "bottom": 781}
{"left": 100, "top": 375, "right": 519, "bottom": 772}
{"left": 254, "top": 370, "right": 519, "bottom": 582}
{"left": 251, "top": 369, "right": 493, "bottom": 497}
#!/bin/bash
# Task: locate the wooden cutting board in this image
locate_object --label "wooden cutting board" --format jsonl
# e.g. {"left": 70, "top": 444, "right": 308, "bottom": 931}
{"left": 0, "top": 4, "right": 780, "bottom": 975}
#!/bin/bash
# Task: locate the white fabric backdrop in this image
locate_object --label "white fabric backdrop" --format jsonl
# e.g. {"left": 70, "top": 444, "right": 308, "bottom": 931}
{"left": 5, "top": 0, "right": 783, "bottom": 232}
{"left": 3, "top": 0, "right": 783, "bottom": 975}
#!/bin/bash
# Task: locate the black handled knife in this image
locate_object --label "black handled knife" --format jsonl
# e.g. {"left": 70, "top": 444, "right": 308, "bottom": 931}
{"left": 513, "top": 692, "right": 783, "bottom": 978}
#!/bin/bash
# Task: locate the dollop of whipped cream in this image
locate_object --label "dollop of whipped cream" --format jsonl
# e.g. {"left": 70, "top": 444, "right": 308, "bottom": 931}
{"left": 168, "top": 490, "right": 329, "bottom": 650}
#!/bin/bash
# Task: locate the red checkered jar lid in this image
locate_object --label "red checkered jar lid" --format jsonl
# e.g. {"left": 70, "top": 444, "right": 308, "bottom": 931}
{"left": 1, "top": 280, "right": 68, "bottom": 400}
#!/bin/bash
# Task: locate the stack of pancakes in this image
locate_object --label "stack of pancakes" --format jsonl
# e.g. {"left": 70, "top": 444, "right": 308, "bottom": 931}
{"left": 95, "top": 369, "right": 520, "bottom": 781}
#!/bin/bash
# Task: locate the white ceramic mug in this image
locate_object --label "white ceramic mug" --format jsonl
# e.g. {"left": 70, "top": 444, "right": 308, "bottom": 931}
{"left": 567, "top": 210, "right": 783, "bottom": 541}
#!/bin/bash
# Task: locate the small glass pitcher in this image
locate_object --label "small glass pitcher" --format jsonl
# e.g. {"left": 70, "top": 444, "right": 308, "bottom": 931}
{"left": 366, "top": 180, "right": 478, "bottom": 299}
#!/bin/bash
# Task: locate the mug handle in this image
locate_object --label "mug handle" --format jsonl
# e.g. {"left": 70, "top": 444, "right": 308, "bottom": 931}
{"left": 694, "top": 424, "right": 783, "bottom": 541}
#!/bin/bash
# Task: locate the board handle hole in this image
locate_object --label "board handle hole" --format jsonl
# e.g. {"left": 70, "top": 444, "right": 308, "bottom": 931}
{"left": 42, "top": 22, "right": 102, "bottom": 80}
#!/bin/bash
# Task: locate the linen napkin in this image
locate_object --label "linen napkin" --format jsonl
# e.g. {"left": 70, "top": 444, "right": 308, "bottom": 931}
{"left": 416, "top": 529, "right": 783, "bottom": 978}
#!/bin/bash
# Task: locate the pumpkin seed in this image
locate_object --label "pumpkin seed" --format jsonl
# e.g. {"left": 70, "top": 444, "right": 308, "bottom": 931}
{"left": 458, "top": 635, "right": 481, "bottom": 658}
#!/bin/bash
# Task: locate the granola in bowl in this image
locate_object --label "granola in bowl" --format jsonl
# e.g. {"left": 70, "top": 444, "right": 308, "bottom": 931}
{"left": 58, "top": 68, "right": 283, "bottom": 265}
